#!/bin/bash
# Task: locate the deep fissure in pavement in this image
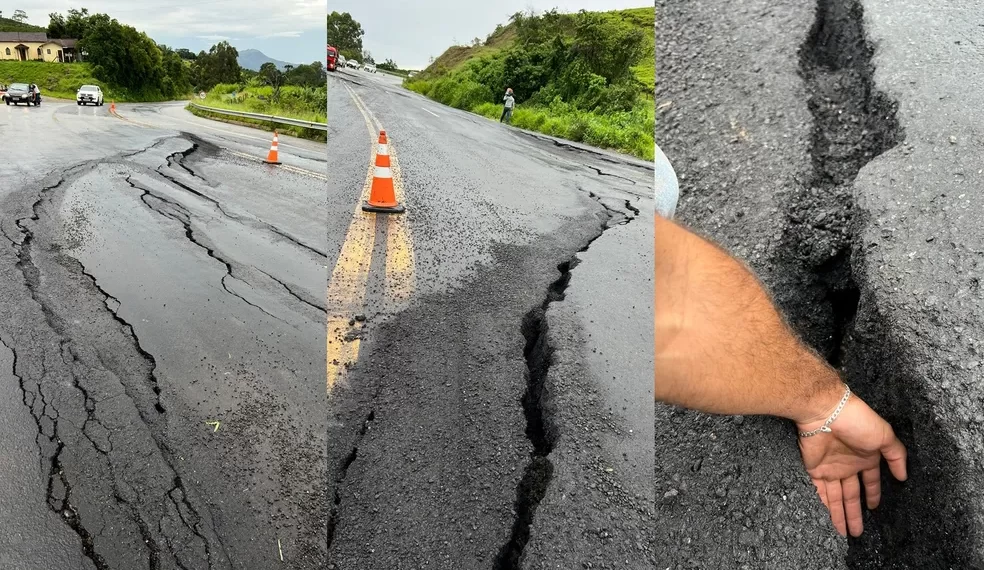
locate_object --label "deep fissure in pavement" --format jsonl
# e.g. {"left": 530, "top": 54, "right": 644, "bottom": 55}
{"left": 327, "top": 410, "right": 375, "bottom": 552}
{"left": 783, "top": 0, "right": 973, "bottom": 567}
{"left": 494, "top": 204, "right": 622, "bottom": 569}
{"left": 11, "top": 156, "right": 225, "bottom": 568}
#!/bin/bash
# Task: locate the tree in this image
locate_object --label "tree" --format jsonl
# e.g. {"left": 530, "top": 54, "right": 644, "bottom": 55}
{"left": 259, "top": 62, "right": 286, "bottom": 102}
{"left": 362, "top": 49, "right": 373, "bottom": 65}
{"left": 570, "top": 11, "right": 645, "bottom": 83}
{"left": 377, "top": 59, "right": 398, "bottom": 72}
{"left": 286, "top": 61, "right": 326, "bottom": 88}
{"left": 12, "top": 10, "right": 27, "bottom": 23}
{"left": 326, "top": 12, "right": 364, "bottom": 52}
{"left": 81, "top": 14, "right": 166, "bottom": 94}
{"left": 47, "top": 8, "right": 92, "bottom": 39}
{"left": 158, "top": 44, "right": 191, "bottom": 98}
{"left": 191, "top": 41, "right": 242, "bottom": 91}
{"left": 175, "top": 48, "right": 196, "bottom": 60}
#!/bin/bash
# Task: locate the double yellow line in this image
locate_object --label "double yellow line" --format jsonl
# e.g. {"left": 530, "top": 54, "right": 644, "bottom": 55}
{"left": 326, "top": 85, "right": 416, "bottom": 393}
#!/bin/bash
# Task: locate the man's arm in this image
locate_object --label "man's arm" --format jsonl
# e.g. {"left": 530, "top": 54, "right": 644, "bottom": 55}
{"left": 655, "top": 215, "right": 908, "bottom": 538}
{"left": 655, "top": 215, "right": 843, "bottom": 422}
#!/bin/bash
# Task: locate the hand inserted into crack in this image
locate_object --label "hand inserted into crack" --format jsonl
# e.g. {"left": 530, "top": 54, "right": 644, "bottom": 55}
{"left": 655, "top": 215, "right": 909, "bottom": 538}
{"left": 796, "top": 389, "right": 908, "bottom": 537}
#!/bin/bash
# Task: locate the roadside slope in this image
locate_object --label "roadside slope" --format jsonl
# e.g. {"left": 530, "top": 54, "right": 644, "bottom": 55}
{"left": 404, "top": 7, "right": 654, "bottom": 160}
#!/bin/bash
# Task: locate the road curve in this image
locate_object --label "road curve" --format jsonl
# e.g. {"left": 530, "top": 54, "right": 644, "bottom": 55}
{"left": 0, "top": 100, "right": 327, "bottom": 569}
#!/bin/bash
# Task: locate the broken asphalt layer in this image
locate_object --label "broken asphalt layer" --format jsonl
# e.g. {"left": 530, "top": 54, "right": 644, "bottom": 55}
{"left": 657, "top": 0, "right": 984, "bottom": 567}
{"left": 0, "top": 101, "right": 327, "bottom": 569}
{"left": 326, "top": 70, "right": 654, "bottom": 567}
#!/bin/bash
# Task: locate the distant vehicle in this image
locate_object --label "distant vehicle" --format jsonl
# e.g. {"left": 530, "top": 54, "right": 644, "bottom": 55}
{"left": 338, "top": 54, "right": 347, "bottom": 67}
{"left": 77, "top": 85, "right": 104, "bottom": 106}
{"left": 327, "top": 45, "right": 338, "bottom": 72}
{"left": 3, "top": 83, "right": 39, "bottom": 106}
{"left": 363, "top": 64, "right": 377, "bottom": 73}
{"left": 346, "top": 60, "right": 360, "bottom": 70}
{"left": 407, "top": 71, "right": 417, "bottom": 78}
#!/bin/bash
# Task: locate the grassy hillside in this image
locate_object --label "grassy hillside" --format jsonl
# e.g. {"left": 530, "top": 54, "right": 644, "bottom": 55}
{"left": 406, "top": 7, "right": 655, "bottom": 159}
{"left": 0, "top": 17, "right": 45, "bottom": 32}
{"left": 0, "top": 61, "right": 179, "bottom": 101}
{"left": 189, "top": 82, "right": 327, "bottom": 141}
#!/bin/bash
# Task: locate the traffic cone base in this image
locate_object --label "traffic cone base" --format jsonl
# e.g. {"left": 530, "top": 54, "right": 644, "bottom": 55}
{"left": 362, "top": 202, "right": 405, "bottom": 214}
{"left": 264, "top": 130, "right": 282, "bottom": 164}
{"left": 363, "top": 130, "right": 404, "bottom": 214}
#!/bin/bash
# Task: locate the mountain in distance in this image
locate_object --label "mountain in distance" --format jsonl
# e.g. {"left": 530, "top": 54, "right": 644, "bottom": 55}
{"left": 237, "top": 48, "right": 294, "bottom": 71}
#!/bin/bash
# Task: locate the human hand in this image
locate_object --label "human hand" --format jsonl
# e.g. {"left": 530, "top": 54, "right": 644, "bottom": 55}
{"left": 796, "top": 391, "right": 908, "bottom": 537}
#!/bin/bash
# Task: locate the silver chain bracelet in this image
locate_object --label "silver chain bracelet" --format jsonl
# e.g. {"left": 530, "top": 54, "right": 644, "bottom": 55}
{"left": 799, "top": 385, "right": 851, "bottom": 438}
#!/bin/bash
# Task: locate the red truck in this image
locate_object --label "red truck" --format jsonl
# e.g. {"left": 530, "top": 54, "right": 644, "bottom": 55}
{"left": 327, "top": 45, "right": 338, "bottom": 72}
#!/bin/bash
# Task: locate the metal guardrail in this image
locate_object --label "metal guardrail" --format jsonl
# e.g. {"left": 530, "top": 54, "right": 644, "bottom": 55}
{"left": 189, "top": 102, "right": 327, "bottom": 132}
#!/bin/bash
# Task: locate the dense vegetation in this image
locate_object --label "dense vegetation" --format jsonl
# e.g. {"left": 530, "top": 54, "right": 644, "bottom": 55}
{"left": 327, "top": 11, "right": 368, "bottom": 63}
{"left": 190, "top": 65, "right": 327, "bottom": 140}
{"left": 405, "top": 8, "right": 655, "bottom": 159}
{"left": 0, "top": 14, "right": 44, "bottom": 32}
{"left": 43, "top": 8, "right": 191, "bottom": 100}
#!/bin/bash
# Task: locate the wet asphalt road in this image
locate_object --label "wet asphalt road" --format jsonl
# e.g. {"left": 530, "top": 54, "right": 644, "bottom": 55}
{"left": 326, "top": 69, "right": 654, "bottom": 568}
{"left": 0, "top": 101, "right": 327, "bottom": 569}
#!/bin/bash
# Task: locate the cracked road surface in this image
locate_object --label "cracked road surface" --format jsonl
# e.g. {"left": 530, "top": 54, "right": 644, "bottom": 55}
{"left": 658, "top": 0, "right": 984, "bottom": 568}
{"left": 0, "top": 101, "right": 327, "bottom": 569}
{"left": 326, "top": 69, "right": 654, "bottom": 568}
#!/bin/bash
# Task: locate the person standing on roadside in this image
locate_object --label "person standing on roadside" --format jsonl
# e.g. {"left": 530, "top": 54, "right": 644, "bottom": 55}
{"left": 654, "top": 146, "right": 908, "bottom": 539}
{"left": 500, "top": 88, "right": 515, "bottom": 124}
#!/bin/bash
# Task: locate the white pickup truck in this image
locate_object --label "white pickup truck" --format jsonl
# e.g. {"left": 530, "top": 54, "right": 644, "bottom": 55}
{"left": 77, "top": 85, "right": 104, "bottom": 106}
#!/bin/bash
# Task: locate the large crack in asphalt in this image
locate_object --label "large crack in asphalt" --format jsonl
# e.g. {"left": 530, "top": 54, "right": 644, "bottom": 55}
{"left": 774, "top": 0, "right": 972, "bottom": 567}
{"left": 493, "top": 197, "right": 634, "bottom": 569}
{"left": 326, "top": 409, "right": 376, "bottom": 552}
{"left": 159, "top": 140, "right": 327, "bottom": 260}
{"left": 10, "top": 149, "right": 229, "bottom": 568}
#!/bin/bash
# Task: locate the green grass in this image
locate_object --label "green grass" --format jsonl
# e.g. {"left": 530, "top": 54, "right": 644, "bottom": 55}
{"left": 471, "top": 101, "right": 654, "bottom": 161}
{"left": 188, "top": 83, "right": 327, "bottom": 141}
{"left": 404, "top": 7, "right": 655, "bottom": 160}
{"left": 0, "top": 61, "right": 177, "bottom": 101}
{"left": 0, "top": 17, "right": 45, "bottom": 32}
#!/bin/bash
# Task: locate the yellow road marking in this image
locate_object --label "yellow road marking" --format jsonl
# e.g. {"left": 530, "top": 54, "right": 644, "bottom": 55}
{"left": 326, "top": 85, "right": 418, "bottom": 393}
{"left": 348, "top": 88, "right": 417, "bottom": 306}
{"left": 384, "top": 142, "right": 415, "bottom": 304}
{"left": 327, "top": 86, "right": 380, "bottom": 393}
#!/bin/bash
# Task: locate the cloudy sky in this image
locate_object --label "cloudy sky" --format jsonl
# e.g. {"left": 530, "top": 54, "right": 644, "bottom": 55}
{"left": 15, "top": 0, "right": 324, "bottom": 64}
{"left": 329, "top": 0, "right": 650, "bottom": 70}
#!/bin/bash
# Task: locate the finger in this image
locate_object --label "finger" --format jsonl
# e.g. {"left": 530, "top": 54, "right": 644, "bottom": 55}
{"left": 813, "top": 478, "right": 829, "bottom": 508}
{"left": 881, "top": 430, "right": 908, "bottom": 481}
{"left": 842, "top": 475, "right": 864, "bottom": 537}
{"left": 824, "top": 479, "right": 848, "bottom": 537}
{"left": 861, "top": 468, "right": 882, "bottom": 510}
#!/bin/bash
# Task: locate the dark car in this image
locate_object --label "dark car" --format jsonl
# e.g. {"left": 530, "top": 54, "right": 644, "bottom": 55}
{"left": 3, "top": 83, "right": 39, "bottom": 106}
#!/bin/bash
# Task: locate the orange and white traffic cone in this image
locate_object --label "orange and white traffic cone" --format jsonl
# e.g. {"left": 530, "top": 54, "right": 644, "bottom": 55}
{"left": 110, "top": 101, "right": 116, "bottom": 113}
{"left": 362, "top": 130, "right": 404, "bottom": 214}
{"left": 264, "top": 130, "right": 282, "bottom": 165}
